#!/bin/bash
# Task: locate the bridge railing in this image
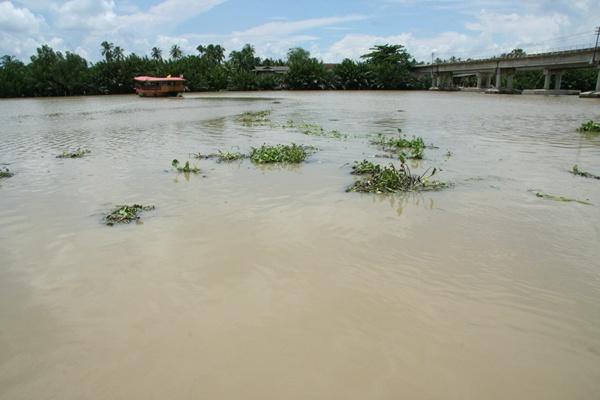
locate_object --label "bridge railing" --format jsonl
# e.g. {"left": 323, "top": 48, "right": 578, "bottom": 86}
{"left": 418, "top": 42, "right": 597, "bottom": 67}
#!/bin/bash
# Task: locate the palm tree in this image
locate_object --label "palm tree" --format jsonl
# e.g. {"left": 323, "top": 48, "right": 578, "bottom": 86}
{"left": 170, "top": 44, "right": 183, "bottom": 60}
{"left": 113, "top": 46, "right": 124, "bottom": 62}
{"left": 100, "top": 41, "right": 114, "bottom": 62}
{"left": 197, "top": 44, "right": 224, "bottom": 64}
{"left": 151, "top": 47, "right": 162, "bottom": 61}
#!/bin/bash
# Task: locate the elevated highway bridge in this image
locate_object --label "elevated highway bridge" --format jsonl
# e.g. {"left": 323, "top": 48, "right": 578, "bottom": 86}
{"left": 413, "top": 47, "right": 600, "bottom": 96}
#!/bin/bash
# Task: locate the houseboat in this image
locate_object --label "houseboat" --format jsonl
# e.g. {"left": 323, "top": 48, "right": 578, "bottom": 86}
{"left": 133, "top": 75, "right": 186, "bottom": 97}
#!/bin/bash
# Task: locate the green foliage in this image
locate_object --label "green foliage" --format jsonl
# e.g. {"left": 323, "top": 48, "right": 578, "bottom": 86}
{"left": 217, "top": 150, "right": 246, "bottom": 162}
{"left": 284, "top": 121, "right": 348, "bottom": 139}
{"left": 571, "top": 165, "right": 600, "bottom": 180}
{"left": 250, "top": 144, "right": 312, "bottom": 164}
{"left": 7, "top": 41, "right": 597, "bottom": 97}
{"left": 347, "top": 161, "right": 447, "bottom": 193}
{"left": 534, "top": 192, "right": 591, "bottom": 205}
{"left": 172, "top": 159, "right": 201, "bottom": 173}
{"left": 370, "top": 131, "right": 427, "bottom": 159}
{"left": 351, "top": 160, "right": 382, "bottom": 175}
{"left": 237, "top": 110, "right": 271, "bottom": 125}
{"left": 0, "top": 167, "right": 14, "bottom": 178}
{"left": 105, "top": 204, "right": 155, "bottom": 226}
{"left": 332, "top": 59, "right": 372, "bottom": 89}
{"left": 285, "top": 48, "right": 330, "bottom": 90}
{"left": 578, "top": 120, "right": 600, "bottom": 133}
{"left": 56, "top": 148, "right": 91, "bottom": 158}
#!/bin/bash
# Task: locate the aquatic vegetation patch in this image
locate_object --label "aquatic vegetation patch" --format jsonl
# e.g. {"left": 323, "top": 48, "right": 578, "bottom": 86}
{"left": 351, "top": 160, "right": 382, "bottom": 175}
{"left": 216, "top": 150, "right": 246, "bottom": 162}
{"left": 577, "top": 120, "right": 600, "bottom": 133}
{"left": 571, "top": 165, "right": 600, "bottom": 180}
{"left": 0, "top": 167, "right": 14, "bottom": 178}
{"left": 56, "top": 148, "right": 91, "bottom": 158}
{"left": 250, "top": 144, "right": 314, "bottom": 164}
{"left": 284, "top": 121, "right": 348, "bottom": 139}
{"left": 172, "top": 159, "right": 201, "bottom": 173}
{"left": 347, "top": 161, "right": 448, "bottom": 193}
{"left": 104, "top": 204, "right": 155, "bottom": 226}
{"left": 236, "top": 110, "right": 271, "bottom": 126}
{"left": 193, "top": 150, "right": 247, "bottom": 162}
{"left": 534, "top": 192, "right": 591, "bottom": 205}
{"left": 370, "top": 131, "right": 427, "bottom": 159}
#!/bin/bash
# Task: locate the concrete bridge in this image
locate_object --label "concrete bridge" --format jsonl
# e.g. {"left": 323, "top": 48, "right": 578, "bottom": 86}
{"left": 413, "top": 47, "right": 600, "bottom": 96}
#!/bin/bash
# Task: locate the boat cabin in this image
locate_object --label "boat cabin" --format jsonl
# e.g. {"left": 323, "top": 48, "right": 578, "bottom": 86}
{"left": 134, "top": 76, "right": 186, "bottom": 97}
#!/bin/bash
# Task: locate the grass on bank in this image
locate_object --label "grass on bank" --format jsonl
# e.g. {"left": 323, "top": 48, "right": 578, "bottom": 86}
{"left": 570, "top": 165, "right": 600, "bottom": 180}
{"left": 56, "top": 148, "right": 91, "bottom": 158}
{"left": 347, "top": 160, "right": 448, "bottom": 193}
{"left": 249, "top": 144, "right": 314, "bottom": 164}
{"left": 104, "top": 204, "right": 155, "bottom": 226}
{"left": 0, "top": 167, "right": 14, "bottom": 178}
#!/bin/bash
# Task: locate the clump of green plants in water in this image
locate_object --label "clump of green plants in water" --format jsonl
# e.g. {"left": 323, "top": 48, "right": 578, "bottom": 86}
{"left": 284, "top": 121, "right": 348, "bottom": 139}
{"left": 534, "top": 191, "right": 592, "bottom": 205}
{"left": 236, "top": 110, "right": 271, "bottom": 126}
{"left": 56, "top": 148, "right": 91, "bottom": 158}
{"left": 570, "top": 165, "right": 600, "bottom": 180}
{"left": 249, "top": 144, "right": 314, "bottom": 164}
{"left": 370, "top": 131, "right": 427, "bottom": 159}
{"left": 216, "top": 150, "right": 246, "bottom": 162}
{"left": 193, "top": 150, "right": 247, "bottom": 162}
{"left": 171, "top": 159, "right": 201, "bottom": 173}
{"left": 347, "top": 160, "right": 448, "bottom": 193}
{"left": 577, "top": 120, "right": 600, "bottom": 133}
{"left": 0, "top": 167, "right": 14, "bottom": 178}
{"left": 104, "top": 204, "right": 155, "bottom": 226}
{"left": 351, "top": 160, "right": 382, "bottom": 175}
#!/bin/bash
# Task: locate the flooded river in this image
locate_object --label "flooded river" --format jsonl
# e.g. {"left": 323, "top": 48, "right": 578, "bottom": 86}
{"left": 1, "top": 91, "right": 599, "bottom": 399}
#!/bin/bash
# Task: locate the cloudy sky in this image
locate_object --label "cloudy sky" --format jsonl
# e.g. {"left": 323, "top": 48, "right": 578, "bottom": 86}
{"left": 1, "top": 0, "right": 599, "bottom": 63}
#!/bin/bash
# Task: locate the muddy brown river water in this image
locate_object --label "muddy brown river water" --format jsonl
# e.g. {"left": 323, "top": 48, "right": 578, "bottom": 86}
{"left": 1, "top": 91, "right": 599, "bottom": 399}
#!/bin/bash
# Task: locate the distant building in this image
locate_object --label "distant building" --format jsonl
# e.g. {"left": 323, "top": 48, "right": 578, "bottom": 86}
{"left": 252, "top": 66, "right": 290, "bottom": 75}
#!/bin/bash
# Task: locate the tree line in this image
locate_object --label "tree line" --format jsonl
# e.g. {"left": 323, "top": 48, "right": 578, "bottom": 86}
{"left": 0, "top": 43, "right": 428, "bottom": 97}
{"left": 1, "top": 42, "right": 596, "bottom": 98}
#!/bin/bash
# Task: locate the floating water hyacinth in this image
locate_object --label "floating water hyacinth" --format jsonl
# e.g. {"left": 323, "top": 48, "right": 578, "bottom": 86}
{"left": 172, "top": 159, "right": 201, "bottom": 173}
{"left": 347, "top": 160, "right": 448, "bottom": 193}
{"left": 0, "top": 167, "right": 14, "bottom": 178}
{"left": 56, "top": 148, "right": 91, "bottom": 158}
{"left": 104, "top": 204, "right": 155, "bottom": 226}
{"left": 571, "top": 165, "right": 600, "bottom": 180}
{"left": 249, "top": 144, "right": 314, "bottom": 164}
{"left": 577, "top": 120, "right": 600, "bottom": 133}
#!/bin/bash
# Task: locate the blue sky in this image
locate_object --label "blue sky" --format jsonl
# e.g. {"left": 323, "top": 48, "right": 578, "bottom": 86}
{"left": 1, "top": 0, "right": 599, "bottom": 62}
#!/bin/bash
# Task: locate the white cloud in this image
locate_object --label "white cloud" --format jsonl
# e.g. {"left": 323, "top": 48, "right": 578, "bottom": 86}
{"left": 0, "top": 1, "right": 44, "bottom": 33}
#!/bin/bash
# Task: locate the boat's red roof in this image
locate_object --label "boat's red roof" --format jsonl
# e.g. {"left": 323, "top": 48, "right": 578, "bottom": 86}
{"left": 134, "top": 76, "right": 185, "bottom": 82}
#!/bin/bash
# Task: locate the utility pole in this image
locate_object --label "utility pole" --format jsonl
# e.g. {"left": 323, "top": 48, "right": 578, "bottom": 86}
{"left": 592, "top": 26, "right": 600, "bottom": 65}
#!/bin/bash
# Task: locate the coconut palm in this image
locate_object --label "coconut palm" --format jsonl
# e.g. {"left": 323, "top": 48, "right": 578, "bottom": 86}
{"left": 113, "top": 46, "right": 124, "bottom": 62}
{"left": 100, "top": 41, "right": 114, "bottom": 62}
{"left": 170, "top": 44, "right": 183, "bottom": 60}
{"left": 151, "top": 47, "right": 162, "bottom": 61}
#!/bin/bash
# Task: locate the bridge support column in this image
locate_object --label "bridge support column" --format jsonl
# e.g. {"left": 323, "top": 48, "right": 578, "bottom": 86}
{"left": 495, "top": 70, "right": 502, "bottom": 89}
{"left": 476, "top": 73, "right": 482, "bottom": 89}
{"left": 485, "top": 74, "right": 492, "bottom": 88}
{"left": 596, "top": 68, "right": 600, "bottom": 92}
{"left": 506, "top": 70, "right": 515, "bottom": 91}
{"left": 543, "top": 69, "right": 551, "bottom": 90}
{"left": 554, "top": 71, "right": 563, "bottom": 90}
